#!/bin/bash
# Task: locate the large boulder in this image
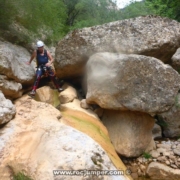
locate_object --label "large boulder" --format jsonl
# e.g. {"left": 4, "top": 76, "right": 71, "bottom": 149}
{"left": 35, "top": 86, "right": 60, "bottom": 108}
{"left": 60, "top": 98, "right": 98, "bottom": 119}
{"left": 152, "top": 123, "right": 162, "bottom": 139}
{"left": 60, "top": 99, "right": 129, "bottom": 173}
{"left": 146, "top": 162, "right": 180, "bottom": 180}
{"left": 171, "top": 47, "right": 180, "bottom": 71}
{"left": 55, "top": 16, "right": 180, "bottom": 78}
{"left": 101, "top": 110, "right": 155, "bottom": 157}
{"left": 86, "top": 52, "right": 180, "bottom": 114}
{"left": 0, "top": 91, "right": 16, "bottom": 125}
{"left": 59, "top": 83, "right": 78, "bottom": 104}
{"left": 0, "top": 95, "right": 131, "bottom": 180}
{"left": 0, "top": 75, "right": 23, "bottom": 99}
{"left": 158, "top": 93, "right": 180, "bottom": 138}
{"left": 0, "top": 40, "right": 35, "bottom": 85}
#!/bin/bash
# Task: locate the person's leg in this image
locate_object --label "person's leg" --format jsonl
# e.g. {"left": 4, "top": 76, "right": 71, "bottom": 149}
{"left": 30, "top": 67, "right": 43, "bottom": 95}
{"left": 47, "top": 66, "right": 63, "bottom": 92}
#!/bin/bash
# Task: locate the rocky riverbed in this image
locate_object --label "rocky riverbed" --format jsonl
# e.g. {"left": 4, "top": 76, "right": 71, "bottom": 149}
{"left": 122, "top": 138, "right": 180, "bottom": 180}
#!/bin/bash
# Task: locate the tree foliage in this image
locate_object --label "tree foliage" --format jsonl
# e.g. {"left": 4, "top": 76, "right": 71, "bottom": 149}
{"left": 119, "top": 1, "right": 152, "bottom": 20}
{"left": 0, "top": 0, "right": 180, "bottom": 45}
{"left": 145, "top": 0, "right": 180, "bottom": 21}
{"left": 0, "top": 0, "right": 16, "bottom": 29}
{"left": 13, "top": 0, "right": 67, "bottom": 41}
{"left": 0, "top": 0, "right": 119, "bottom": 43}
{"left": 63, "top": 0, "right": 118, "bottom": 29}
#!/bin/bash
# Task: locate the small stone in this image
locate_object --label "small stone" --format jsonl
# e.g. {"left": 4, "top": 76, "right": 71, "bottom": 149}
{"left": 169, "top": 155, "right": 176, "bottom": 161}
{"left": 157, "top": 148, "right": 167, "bottom": 154}
{"left": 165, "top": 140, "right": 171, "bottom": 144}
{"left": 140, "top": 164, "right": 146, "bottom": 171}
{"left": 130, "top": 166, "right": 138, "bottom": 173}
{"left": 142, "top": 157, "right": 148, "bottom": 163}
{"left": 170, "top": 164, "right": 178, "bottom": 169}
{"left": 163, "top": 152, "right": 171, "bottom": 157}
{"left": 160, "top": 144, "right": 172, "bottom": 150}
{"left": 169, "top": 159, "right": 174, "bottom": 164}
{"left": 175, "top": 160, "right": 179, "bottom": 167}
{"left": 171, "top": 145, "right": 177, "bottom": 149}
{"left": 156, "top": 144, "right": 161, "bottom": 148}
{"left": 137, "top": 157, "right": 143, "bottom": 163}
{"left": 148, "top": 159, "right": 153, "bottom": 163}
{"left": 131, "top": 172, "right": 138, "bottom": 179}
{"left": 137, "top": 168, "right": 143, "bottom": 176}
{"left": 157, "top": 156, "right": 166, "bottom": 162}
{"left": 165, "top": 160, "right": 170, "bottom": 165}
{"left": 80, "top": 99, "right": 91, "bottom": 109}
{"left": 150, "top": 150, "right": 160, "bottom": 158}
{"left": 173, "top": 148, "right": 180, "bottom": 156}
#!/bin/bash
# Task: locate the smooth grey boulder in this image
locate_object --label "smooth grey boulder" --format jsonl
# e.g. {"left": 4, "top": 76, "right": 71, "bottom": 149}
{"left": 0, "top": 40, "right": 35, "bottom": 85}
{"left": 86, "top": 52, "right": 180, "bottom": 114}
{"left": 171, "top": 47, "right": 180, "bottom": 71}
{"left": 0, "top": 75, "right": 23, "bottom": 99}
{"left": 0, "top": 91, "right": 16, "bottom": 124}
{"left": 146, "top": 162, "right": 180, "bottom": 180}
{"left": 55, "top": 16, "right": 180, "bottom": 78}
{"left": 158, "top": 93, "right": 180, "bottom": 138}
{"left": 102, "top": 110, "right": 155, "bottom": 157}
{"left": 152, "top": 123, "right": 162, "bottom": 139}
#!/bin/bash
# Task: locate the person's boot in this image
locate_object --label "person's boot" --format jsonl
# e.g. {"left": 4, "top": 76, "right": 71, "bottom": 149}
{"left": 58, "top": 87, "right": 63, "bottom": 92}
{"left": 50, "top": 76, "right": 63, "bottom": 92}
{"left": 29, "top": 90, "right": 36, "bottom": 96}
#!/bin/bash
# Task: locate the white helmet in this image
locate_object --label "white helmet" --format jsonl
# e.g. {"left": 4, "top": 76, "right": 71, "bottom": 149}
{"left": 37, "top": 40, "right": 44, "bottom": 47}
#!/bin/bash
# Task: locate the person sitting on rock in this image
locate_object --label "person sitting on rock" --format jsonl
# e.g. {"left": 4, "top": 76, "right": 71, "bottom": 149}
{"left": 27, "top": 40, "right": 63, "bottom": 96}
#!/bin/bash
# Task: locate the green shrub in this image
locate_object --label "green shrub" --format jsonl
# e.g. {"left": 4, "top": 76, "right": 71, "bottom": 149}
{"left": 142, "top": 152, "right": 152, "bottom": 159}
{"left": 13, "top": 172, "right": 32, "bottom": 180}
{"left": 0, "top": 0, "right": 16, "bottom": 30}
